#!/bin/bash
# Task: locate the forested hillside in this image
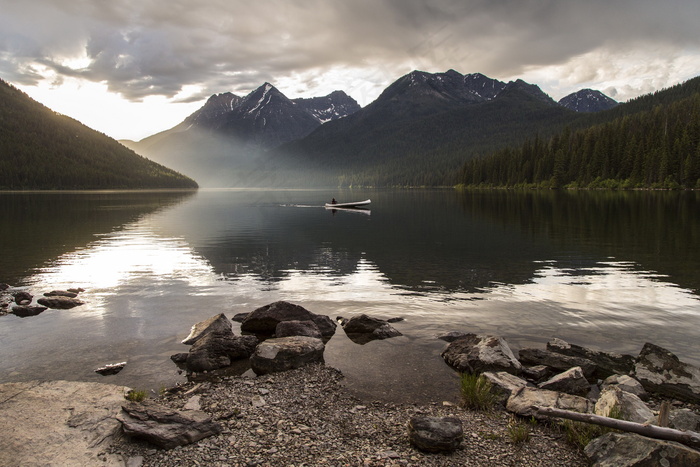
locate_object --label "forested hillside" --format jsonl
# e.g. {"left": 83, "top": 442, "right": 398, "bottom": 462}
{"left": 0, "top": 79, "right": 198, "bottom": 189}
{"left": 459, "top": 76, "right": 700, "bottom": 189}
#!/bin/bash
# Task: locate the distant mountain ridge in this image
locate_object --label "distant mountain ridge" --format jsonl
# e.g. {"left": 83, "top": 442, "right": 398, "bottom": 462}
{"left": 125, "top": 69, "right": 618, "bottom": 187}
{"left": 558, "top": 89, "right": 618, "bottom": 112}
{"left": 0, "top": 79, "right": 197, "bottom": 190}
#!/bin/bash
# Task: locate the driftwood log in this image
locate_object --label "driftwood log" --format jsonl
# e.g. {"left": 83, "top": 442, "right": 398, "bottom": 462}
{"left": 536, "top": 406, "right": 700, "bottom": 450}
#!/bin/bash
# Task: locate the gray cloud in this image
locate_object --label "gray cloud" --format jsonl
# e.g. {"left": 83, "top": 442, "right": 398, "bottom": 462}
{"left": 1, "top": 0, "right": 699, "bottom": 103}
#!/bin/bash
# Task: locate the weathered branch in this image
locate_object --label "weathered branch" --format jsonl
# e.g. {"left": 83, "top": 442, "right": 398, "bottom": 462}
{"left": 536, "top": 406, "right": 700, "bottom": 450}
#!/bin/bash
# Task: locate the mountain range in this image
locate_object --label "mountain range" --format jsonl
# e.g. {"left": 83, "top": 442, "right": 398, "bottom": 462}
{"left": 125, "top": 69, "right": 617, "bottom": 187}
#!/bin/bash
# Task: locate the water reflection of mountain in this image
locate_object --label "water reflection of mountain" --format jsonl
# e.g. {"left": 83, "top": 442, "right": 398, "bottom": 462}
{"left": 186, "top": 190, "right": 551, "bottom": 294}
{"left": 458, "top": 190, "right": 700, "bottom": 295}
{"left": 0, "top": 190, "right": 196, "bottom": 285}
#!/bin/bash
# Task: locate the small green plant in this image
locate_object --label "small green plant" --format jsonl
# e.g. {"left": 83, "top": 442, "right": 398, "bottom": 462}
{"left": 459, "top": 372, "right": 497, "bottom": 411}
{"left": 561, "top": 404, "right": 622, "bottom": 449}
{"left": 125, "top": 389, "right": 148, "bottom": 402}
{"left": 507, "top": 416, "right": 530, "bottom": 445}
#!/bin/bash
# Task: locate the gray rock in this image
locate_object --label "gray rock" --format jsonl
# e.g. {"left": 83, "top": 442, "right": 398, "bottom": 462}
{"left": 12, "top": 290, "right": 33, "bottom": 305}
{"left": 186, "top": 333, "right": 258, "bottom": 373}
{"left": 441, "top": 334, "right": 522, "bottom": 375}
{"left": 181, "top": 313, "right": 232, "bottom": 345}
{"left": 36, "top": 296, "right": 85, "bottom": 309}
{"left": 601, "top": 374, "right": 648, "bottom": 400}
{"left": 118, "top": 401, "right": 221, "bottom": 449}
{"left": 436, "top": 331, "right": 470, "bottom": 343}
{"left": 547, "top": 337, "right": 635, "bottom": 378}
{"left": 10, "top": 305, "right": 47, "bottom": 317}
{"left": 275, "top": 320, "right": 322, "bottom": 339}
{"left": 249, "top": 336, "right": 325, "bottom": 375}
{"left": 481, "top": 371, "right": 528, "bottom": 406}
{"left": 644, "top": 407, "right": 700, "bottom": 432}
{"left": 518, "top": 348, "right": 597, "bottom": 381}
{"left": 0, "top": 380, "right": 129, "bottom": 466}
{"left": 407, "top": 416, "right": 463, "bottom": 453}
{"left": 170, "top": 353, "right": 189, "bottom": 364}
{"left": 231, "top": 312, "right": 249, "bottom": 323}
{"left": 584, "top": 432, "right": 700, "bottom": 467}
{"left": 506, "top": 386, "right": 593, "bottom": 419}
{"left": 44, "top": 290, "right": 78, "bottom": 298}
{"left": 342, "top": 314, "right": 402, "bottom": 344}
{"left": 538, "top": 366, "right": 591, "bottom": 397}
{"left": 95, "top": 361, "right": 127, "bottom": 376}
{"left": 634, "top": 343, "right": 700, "bottom": 404}
{"left": 522, "top": 365, "right": 553, "bottom": 383}
{"left": 241, "top": 301, "right": 336, "bottom": 339}
{"left": 595, "top": 386, "right": 653, "bottom": 424}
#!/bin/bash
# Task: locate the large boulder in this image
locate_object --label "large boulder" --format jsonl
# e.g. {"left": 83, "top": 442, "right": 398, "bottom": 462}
{"left": 249, "top": 336, "right": 325, "bottom": 375}
{"left": 441, "top": 334, "right": 522, "bottom": 375}
{"left": 518, "top": 348, "right": 597, "bottom": 381}
{"left": 506, "top": 387, "right": 593, "bottom": 419}
{"left": 37, "top": 296, "right": 85, "bottom": 309}
{"left": 342, "top": 314, "right": 402, "bottom": 344}
{"left": 186, "top": 333, "right": 258, "bottom": 373}
{"left": 584, "top": 432, "right": 700, "bottom": 467}
{"left": 407, "top": 416, "right": 463, "bottom": 453}
{"left": 181, "top": 313, "right": 232, "bottom": 345}
{"left": 594, "top": 386, "right": 653, "bottom": 424}
{"left": 118, "top": 401, "right": 221, "bottom": 449}
{"left": 275, "top": 320, "right": 322, "bottom": 339}
{"left": 538, "top": 366, "right": 591, "bottom": 397}
{"left": 10, "top": 305, "right": 47, "bottom": 317}
{"left": 481, "top": 371, "right": 528, "bottom": 406}
{"left": 240, "top": 301, "right": 336, "bottom": 339}
{"left": 547, "top": 338, "right": 635, "bottom": 379}
{"left": 634, "top": 343, "right": 700, "bottom": 404}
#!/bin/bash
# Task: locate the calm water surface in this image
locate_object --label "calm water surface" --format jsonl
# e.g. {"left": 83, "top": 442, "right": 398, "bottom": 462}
{"left": 1, "top": 189, "right": 698, "bottom": 403}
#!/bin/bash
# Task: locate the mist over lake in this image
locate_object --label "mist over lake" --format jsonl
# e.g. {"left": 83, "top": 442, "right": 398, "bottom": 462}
{"left": 1, "top": 189, "right": 698, "bottom": 403}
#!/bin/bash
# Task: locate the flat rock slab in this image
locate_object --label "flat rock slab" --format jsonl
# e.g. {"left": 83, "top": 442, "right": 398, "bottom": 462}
{"left": 0, "top": 380, "right": 129, "bottom": 466}
{"left": 37, "top": 296, "right": 85, "bottom": 309}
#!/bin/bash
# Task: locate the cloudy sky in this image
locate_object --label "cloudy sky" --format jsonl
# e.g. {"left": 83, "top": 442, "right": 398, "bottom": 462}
{"left": 2, "top": 0, "right": 699, "bottom": 141}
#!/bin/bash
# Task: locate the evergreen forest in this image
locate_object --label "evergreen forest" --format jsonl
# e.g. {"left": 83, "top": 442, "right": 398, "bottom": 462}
{"left": 458, "top": 77, "right": 700, "bottom": 190}
{"left": 0, "top": 79, "right": 198, "bottom": 190}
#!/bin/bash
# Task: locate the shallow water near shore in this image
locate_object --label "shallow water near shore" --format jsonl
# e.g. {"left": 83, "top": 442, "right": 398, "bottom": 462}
{"left": 1, "top": 189, "right": 699, "bottom": 403}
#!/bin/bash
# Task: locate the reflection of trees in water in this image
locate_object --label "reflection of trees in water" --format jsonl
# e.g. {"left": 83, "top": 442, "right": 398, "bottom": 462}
{"left": 459, "top": 190, "right": 700, "bottom": 294}
{"left": 0, "top": 191, "right": 196, "bottom": 285}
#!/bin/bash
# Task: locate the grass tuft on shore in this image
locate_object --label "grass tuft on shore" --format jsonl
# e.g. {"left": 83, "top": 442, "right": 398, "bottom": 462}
{"left": 459, "top": 372, "right": 497, "bottom": 411}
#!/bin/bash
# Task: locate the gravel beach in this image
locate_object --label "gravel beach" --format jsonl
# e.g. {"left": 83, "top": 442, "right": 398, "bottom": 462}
{"left": 111, "top": 364, "right": 588, "bottom": 466}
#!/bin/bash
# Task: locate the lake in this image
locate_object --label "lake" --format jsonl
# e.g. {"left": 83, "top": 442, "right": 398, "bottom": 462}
{"left": 1, "top": 189, "right": 699, "bottom": 403}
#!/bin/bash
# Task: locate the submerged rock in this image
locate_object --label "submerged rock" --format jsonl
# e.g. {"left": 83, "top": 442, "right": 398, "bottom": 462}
{"left": 342, "top": 314, "right": 402, "bottom": 344}
{"left": 37, "top": 296, "right": 85, "bottom": 309}
{"left": 10, "top": 305, "right": 47, "bottom": 317}
{"left": 95, "top": 362, "right": 127, "bottom": 376}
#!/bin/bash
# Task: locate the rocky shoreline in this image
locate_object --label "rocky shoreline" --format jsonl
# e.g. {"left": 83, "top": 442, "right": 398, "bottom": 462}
{"left": 2, "top": 289, "right": 699, "bottom": 465}
{"left": 109, "top": 363, "right": 588, "bottom": 467}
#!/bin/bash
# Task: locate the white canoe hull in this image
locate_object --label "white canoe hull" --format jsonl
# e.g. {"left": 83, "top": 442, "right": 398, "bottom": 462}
{"left": 324, "top": 199, "right": 371, "bottom": 208}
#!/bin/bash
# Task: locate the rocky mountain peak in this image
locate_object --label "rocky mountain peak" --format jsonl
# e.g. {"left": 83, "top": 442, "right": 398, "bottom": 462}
{"left": 558, "top": 89, "right": 618, "bottom": 112}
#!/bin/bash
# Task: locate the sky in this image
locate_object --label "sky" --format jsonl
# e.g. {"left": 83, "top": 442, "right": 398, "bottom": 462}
{"left": 2, "top": 0, "right": 700, "bottom": 142}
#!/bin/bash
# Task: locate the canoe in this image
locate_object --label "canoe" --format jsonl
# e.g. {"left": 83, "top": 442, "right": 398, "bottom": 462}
{"left": 324, "top": 199, "right": 371, "bottom": 208}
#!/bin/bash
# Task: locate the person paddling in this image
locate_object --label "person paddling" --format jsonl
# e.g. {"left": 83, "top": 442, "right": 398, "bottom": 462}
{"left": 331, "top": 198, "right": 336, "bottom": 204}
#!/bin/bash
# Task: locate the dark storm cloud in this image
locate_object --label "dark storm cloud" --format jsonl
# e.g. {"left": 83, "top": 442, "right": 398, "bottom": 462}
{"left": 1, "top": 0, "right": 699, "bottom": 101}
